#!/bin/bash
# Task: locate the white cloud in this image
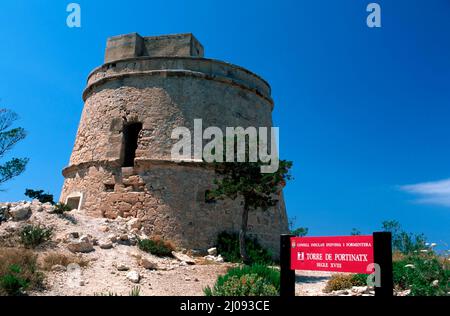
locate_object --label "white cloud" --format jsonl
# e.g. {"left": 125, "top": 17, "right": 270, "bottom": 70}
{"left": 400, "top": 178, "right": 450, "bottom": 207}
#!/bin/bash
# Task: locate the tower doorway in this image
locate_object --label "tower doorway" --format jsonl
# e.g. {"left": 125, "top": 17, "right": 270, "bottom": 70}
{"left": 122, "top": 122, "right": 142, "bottom": 167}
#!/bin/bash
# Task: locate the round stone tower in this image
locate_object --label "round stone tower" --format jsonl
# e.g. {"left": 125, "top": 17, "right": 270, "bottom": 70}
{"left": 61, "top": 33, "right": 289, "bottom": 256}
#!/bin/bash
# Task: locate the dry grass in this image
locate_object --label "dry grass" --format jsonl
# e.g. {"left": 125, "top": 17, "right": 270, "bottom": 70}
{"left": 150, "top": 235, "right": 176, "bottom": 252}
{"left": 0, "top": 247, "right": 44, "bottom": 295}
{"left": 393, "top": 251, "right": 406, "bottom": 262}
{"left": 40, "top": 252, "right": 90, "bottom": 270}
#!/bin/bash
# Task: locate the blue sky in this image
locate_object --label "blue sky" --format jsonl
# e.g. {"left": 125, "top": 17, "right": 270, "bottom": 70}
{"left": 0, "top": 0, "right": 449, "bottom": 247}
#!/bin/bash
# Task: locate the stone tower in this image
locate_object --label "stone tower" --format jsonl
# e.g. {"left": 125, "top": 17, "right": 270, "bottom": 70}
{"left": 60, "top": 33, "right": 289, "bottom": 256}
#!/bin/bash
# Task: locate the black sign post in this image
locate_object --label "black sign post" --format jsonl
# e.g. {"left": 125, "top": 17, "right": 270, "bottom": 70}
{"left": 373, "top": 232, "right": 393, "bottom": 297}
{"left": 280, "top": 234, "right": 295, "bottom": 297}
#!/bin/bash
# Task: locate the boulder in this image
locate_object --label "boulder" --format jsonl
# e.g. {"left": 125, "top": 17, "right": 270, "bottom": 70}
{"left": 172, "top": 252, "right": 195, "bottom": 265}
{"left": 116, "top": 263, "right": 130, "bottom": 271}
{"left": 126, "top": 271, "right": 140, "bottom": 283}
{"left": 67, "top": 240, "right": 94, "bottom": 253}
{"left": 99, "top": 240, "right": 113, "bottom": 249}
{"left": 207, "top": 247, "right": 218, "bottom": 256}
{"left": 9, "top": 204, "right": 31, "bottom": 221}
{"left": 140, "top": 258, "right": 158, "bottom": 270}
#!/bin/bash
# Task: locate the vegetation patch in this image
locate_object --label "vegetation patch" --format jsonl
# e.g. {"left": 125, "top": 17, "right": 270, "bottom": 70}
{"left": 53, "top": 203, "right": 72, "bottom": 215}
{"left": 137, "top": 236, "right": 175, "bottom": 257}
{"left": 40, "top": 252, "right": 90, "bottom": 270}
{"left": 215, "top": 231, "right": 273, "bottom": 265}
{"left": 204, "top": 264, "right": 280, "bottom": 296}
{"left": 20, "top": 225, "right": 53, "bottom": 248}
{"left": 393, "top": 253, "right": 449, "bottom": 296}
{"left": 0, "top": 248, "right": 44, "bottom": 296}
{"left": 323, "top": 274, "right": 367, "bottom": 293}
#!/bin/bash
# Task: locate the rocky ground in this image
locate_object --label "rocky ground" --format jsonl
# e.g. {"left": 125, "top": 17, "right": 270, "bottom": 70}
{"left": 0, "top": 200, "right": 385, "bottom": 296}
{"left": 0, "top": 200, "right": 233, "bottom": 296}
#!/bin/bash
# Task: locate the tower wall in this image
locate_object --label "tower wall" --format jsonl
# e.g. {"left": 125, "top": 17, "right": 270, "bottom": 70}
{"left": 61, "top": 34, "right": 289, "bottom": 256}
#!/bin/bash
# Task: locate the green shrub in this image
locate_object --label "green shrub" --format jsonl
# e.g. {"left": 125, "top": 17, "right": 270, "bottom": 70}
{"left": 53, "top": 203, "right": 72, "bottom": 215}
{"left": 24, "top": 189, "right": 54, "bottom": 205}
{"left": 323, "top": 273, "right": 369, "bottom": 293}
{"left": 351, "top": 274, "right": 368, "bottom": 286}
{"left": 215, "top": 231, "right": 273, "bottom": 265}
{"left": 0, "top": 265, "right": 30, "bottom": 296}
{"left": 20, "top": 225, "right": 53, "bottom": 248}
{"left": 137, "top": 237, "right": 175, "bottom": 257}
{"left": 393, "top": 253, "right": 449, "bottom": 296}
{"left": 204, "top": 264, "right": 280, "bottom": 296}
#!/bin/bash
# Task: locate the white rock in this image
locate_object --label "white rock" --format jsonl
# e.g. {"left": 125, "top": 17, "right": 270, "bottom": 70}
{"left": 207, "top": 247, "right": 218, "bottom": 256}
{"left": 351, "top": 286, "right": 368, "bottom": 294}
{"left": 432, "top": 280, "right": 439, "bottom": 287}
{"left": 9, "top": 204, "right": 31, "bottom": 221}
{"left": 126, "top": 271, "right": 140, "bottom": 283}
{"left": 404, "top": 264, "right": 415, "bottom": 269}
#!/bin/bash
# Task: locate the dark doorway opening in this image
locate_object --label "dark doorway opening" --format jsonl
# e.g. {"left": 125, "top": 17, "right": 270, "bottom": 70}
{"left": 123, "top": 122, "right": 142, "bottom": 167}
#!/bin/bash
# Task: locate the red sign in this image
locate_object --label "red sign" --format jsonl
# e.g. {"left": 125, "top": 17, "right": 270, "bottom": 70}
{"left": 290, "top": 236, "right": 374, "bottom": 274}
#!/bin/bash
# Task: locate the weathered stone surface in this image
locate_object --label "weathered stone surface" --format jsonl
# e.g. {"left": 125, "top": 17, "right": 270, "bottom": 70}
{"left": 116, "top": 263, "right": 129, "bottom": 271}
{"left": 99, "top": 240, "right": 113, "bottom": 249}
{"left": 9, "top": 204, "right": 31, "bottom": 221}
{"left": 140, "top": 258, "right": 158, "bottom": 270}
{"left": 127, "top": 218, "right": 141, "bottom": 230}
{"left": 172, "top": 252, "right": 195, "bottom": 265}
{"left": 67, "top": 240, "right": 94, "bottom": 253}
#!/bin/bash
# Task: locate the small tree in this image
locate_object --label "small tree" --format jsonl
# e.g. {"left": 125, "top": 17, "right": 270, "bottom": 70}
{"left": 25, "top": 189, "right": 54, "bottom": 204}
{"left": 207, "top": 139, "right": 292, "bottom": 264}
{"left": 382, "top": 220, "right": 427, "bottom": 254}
{"left": 289, "top": 217, "right": 308, "bottom": 237}
{"left": 0, "top": 109, "right": 28, "bottom": 186}
{"left": 351, "top": 228, "right": 361, "bottom": 236}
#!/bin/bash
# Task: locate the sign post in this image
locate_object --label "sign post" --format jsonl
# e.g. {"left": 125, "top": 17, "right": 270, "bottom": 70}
{"left": 373, "top": 232, "right": 393, "bottom": 297}
{"left": 280, "top": 232, "right": 393, "bottom": 297}
{"left": 280, "top": 234, "right": 295, "bottom": 297}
